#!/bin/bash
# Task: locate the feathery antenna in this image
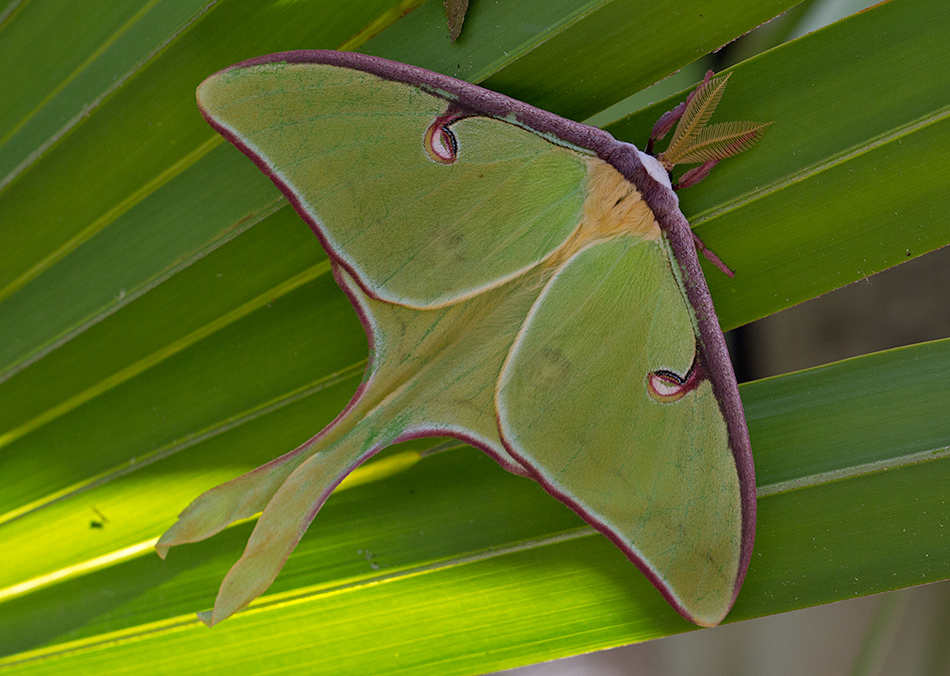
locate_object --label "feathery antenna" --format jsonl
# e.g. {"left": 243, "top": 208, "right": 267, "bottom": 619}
{"left": 652, "top": 71, "right": 771, "bottom": 189}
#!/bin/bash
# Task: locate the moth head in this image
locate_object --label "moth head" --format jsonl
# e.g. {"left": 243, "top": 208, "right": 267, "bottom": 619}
{"left": 649, "top": 71, "right": 772, "bottom": 190}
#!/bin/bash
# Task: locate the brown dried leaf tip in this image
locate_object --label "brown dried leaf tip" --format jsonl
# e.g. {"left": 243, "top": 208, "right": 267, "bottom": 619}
{"left": 653, "top": 71, "right": 771, "bottom": 189}
{"left": 445, "top": 0, "right": 470, "bottom": 41}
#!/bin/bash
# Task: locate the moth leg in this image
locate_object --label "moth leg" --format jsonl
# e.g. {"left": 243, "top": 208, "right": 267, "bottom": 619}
{"left": 690, "top": 229, "right": 735, "bottom": 278}
{"left": 672, "top": 160, "right": 719, "bottom": 190}
{"left": 646, "top": 71, "right": 716, "bottom": 154}
{"left": 645, "top": 101, "right": 685, "bottom": 155}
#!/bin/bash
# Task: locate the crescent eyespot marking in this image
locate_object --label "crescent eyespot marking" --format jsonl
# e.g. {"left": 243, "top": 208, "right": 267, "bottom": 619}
{"left": 647, "top": 357, "right": 701, "bottom": 403}
{"left": 648, "top": 371, "right": 690, "bottom": 402}
{"left": 424, "top": 117, "right": 458, "bottom": 164}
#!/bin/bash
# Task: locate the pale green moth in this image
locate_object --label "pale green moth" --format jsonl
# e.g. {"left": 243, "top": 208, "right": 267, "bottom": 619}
{"left": 157, "top": 51, "right": 765, "bottom": 628}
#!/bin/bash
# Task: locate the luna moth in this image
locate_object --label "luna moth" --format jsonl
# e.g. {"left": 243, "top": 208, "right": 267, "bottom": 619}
{"left": 157, "top": 50, "right": 765, "bottom": 629}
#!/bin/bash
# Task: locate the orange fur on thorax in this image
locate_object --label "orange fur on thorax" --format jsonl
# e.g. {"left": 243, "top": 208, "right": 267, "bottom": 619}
{"left": 581, "top": 158, "right": 661, "bottom": 241}
{"left": 545, "top": 158, "right": 660, "bottom": 270}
